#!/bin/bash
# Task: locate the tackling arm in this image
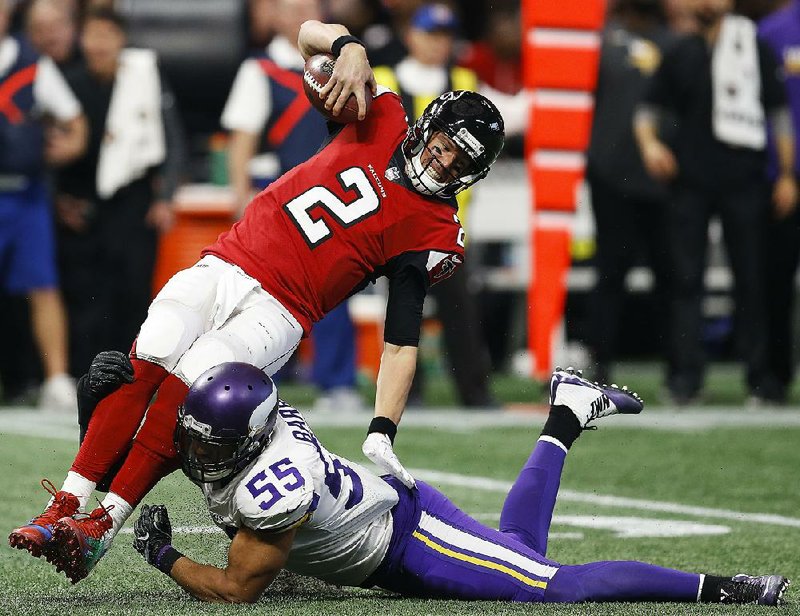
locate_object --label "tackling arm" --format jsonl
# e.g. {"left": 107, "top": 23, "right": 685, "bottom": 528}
{"left": 170, "top": 526, "right": 295, "bottom": 603}
{"left": 134, "top": 503, "right": 295, "bottom": 603}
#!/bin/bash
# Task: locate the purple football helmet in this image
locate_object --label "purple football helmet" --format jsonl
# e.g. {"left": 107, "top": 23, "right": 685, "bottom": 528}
{"left": 175, "top": 362, "right": 278, "bottom": 484}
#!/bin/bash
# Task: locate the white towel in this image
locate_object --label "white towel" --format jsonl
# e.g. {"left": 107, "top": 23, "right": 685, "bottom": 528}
{"left": 712, "top": 14, "right": 765, "bottom": 150}
{"left": 96, "top": 48, "right": 166, "bottom": 199}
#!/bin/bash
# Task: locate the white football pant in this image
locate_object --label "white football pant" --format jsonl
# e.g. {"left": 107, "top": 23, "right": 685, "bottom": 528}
{"left": 135, "top": 255, "right": 303, "bottom": 385}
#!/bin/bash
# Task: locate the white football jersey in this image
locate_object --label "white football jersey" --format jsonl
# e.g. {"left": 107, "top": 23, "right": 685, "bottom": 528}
{"left": 203, "top": 401, "right": 399, "bottom": 585}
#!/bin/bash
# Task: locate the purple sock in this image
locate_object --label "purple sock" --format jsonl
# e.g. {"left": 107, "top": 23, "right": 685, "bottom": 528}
{"left": 499, "top": 437, "right": 567, "bottom": 555}
{"left": 545, "top": 560, "right": 701, "bottom": 603}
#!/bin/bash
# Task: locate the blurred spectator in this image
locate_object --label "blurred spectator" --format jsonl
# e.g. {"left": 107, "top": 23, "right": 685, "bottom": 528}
{"left": 328, "top": 0, "right": 397, "bottom": 65}
{"left": 634, "top": 0, "right": 796, "bottom": 404}
{"left": 373, "top": 2, "right": 501, "bottom": 407}
{"left": 54, "top": 6, "right": 184, "bottom": 376}
{"left": 758, "top": 0, "right": 800, "bottom": 403}
{"left": 586, "top": 0, "right": 676, "bottom": 386}
{"left": 25, "top": 0, "right": 81, "bottom": 72}
{"left": 366, "top": 0, "right": 424, "bottom": 66}
{"left": 247, "top": 0, "right": 276, "bottom": 51}
{"left": 0, "top": 0, "right": 86, "bottom": 409}
{"left": 458, "top": 5, "right": 522, "bottom": 95}
{"left": 221, "top": 0, "right": 363, "bottom": 411}
{"left": 664, "top": 0, "right": 700, "bottom": 32}
{"left": 0, "top": 294, "right": 38, "bottom": 403}
{"left": 738, "top": 0, "right": 784, "bottom": 20}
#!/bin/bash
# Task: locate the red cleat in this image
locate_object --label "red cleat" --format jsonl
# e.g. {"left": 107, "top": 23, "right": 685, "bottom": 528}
{"left": 50, "top": 505, "right": 114, "bottom": 584}
{"left": 8, "top": 479, "right": 79, "bottom": 559}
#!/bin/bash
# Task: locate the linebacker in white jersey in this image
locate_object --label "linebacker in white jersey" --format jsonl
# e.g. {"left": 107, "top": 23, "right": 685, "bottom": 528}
{"left": 131, "top": 361, "right": 789, "bottom": 606}
{"left": 201, "top": 400, "right": 397, "bottom": 587}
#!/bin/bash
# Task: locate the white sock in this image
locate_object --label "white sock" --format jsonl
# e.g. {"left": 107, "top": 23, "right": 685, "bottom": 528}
{"left": 59, "top": 471, "right": 97, "bottom": 510}
{"left": 100, "top": 492, "right": 134, "bottom": 535}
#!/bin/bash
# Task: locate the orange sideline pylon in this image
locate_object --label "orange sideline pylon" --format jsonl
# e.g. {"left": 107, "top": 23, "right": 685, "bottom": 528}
{"left": 523, "top": 0, "right": 605, "bottom": 380}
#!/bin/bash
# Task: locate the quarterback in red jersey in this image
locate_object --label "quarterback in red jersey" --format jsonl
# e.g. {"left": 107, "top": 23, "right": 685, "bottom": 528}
{"left": 8, "top": 19, "right": 505, "bottom": 584}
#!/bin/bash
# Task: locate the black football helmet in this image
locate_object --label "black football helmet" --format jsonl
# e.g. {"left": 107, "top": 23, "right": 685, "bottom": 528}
{"left": 402, "top": 90, "right": 505, "bottom": 199}
{"left": 175, "top": 362, "right": 279, "bottom": 484}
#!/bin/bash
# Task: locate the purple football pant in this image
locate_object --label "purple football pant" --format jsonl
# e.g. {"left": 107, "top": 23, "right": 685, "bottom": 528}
{"left": 367, "top": 439, "right": 702, "bottom": 603}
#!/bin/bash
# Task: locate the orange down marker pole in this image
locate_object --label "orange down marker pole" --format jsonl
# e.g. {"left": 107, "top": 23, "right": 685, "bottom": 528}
{"left": 522, "top": 0, "right": 605, "bottom": 380}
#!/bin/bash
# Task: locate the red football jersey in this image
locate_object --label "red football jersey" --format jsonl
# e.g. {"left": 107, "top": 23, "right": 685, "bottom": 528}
{"left": 204, "top": 90, "right": 465, "bottom": 334}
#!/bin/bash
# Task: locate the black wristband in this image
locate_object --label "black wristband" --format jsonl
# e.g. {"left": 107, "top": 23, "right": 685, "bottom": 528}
{"left": 155, "top": 544, "right": 184, "bottom": 576}
{"left": 368, "top": 416, "right": 397, "bottom": 444}
{"left": 331, "top": 35, "right": 364, "bottom": 58}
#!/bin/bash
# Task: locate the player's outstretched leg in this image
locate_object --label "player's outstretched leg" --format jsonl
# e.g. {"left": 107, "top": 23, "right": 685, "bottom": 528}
{"left": 8, "top": 356, "right": 168, "bottom": 574}
{"left": 545, "top": 561, "right": 790, "bottom": 606}
{"left": 499, "top": 367, "right": 643, "bottom": 555}
{"left": 715, "top": 574, "right": 791, "bottom": 606}
{"left": 45, "top": 373, "right": 188, "bottom": 584}
{"left": 8, "top": 480, "right": 79, "bottom": 559}
{"left": 70, "top": 356, "right": 168, "bottom": 484}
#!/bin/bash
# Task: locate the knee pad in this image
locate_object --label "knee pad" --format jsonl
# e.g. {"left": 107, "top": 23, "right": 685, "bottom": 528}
{"left": 174, "top": 329, "right": 251, "bottom": 385}
{"left": 136, "top": 300, "right": 205, "bottom": 371}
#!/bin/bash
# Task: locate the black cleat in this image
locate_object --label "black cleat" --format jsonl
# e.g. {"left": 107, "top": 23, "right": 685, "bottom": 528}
{"left": 719, "top": 574, "right": 791, "bottom": 606}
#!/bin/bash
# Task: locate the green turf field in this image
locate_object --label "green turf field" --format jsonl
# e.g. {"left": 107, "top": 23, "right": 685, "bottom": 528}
{"left": 1, "top": 405, "right": 798, "bottom": 615}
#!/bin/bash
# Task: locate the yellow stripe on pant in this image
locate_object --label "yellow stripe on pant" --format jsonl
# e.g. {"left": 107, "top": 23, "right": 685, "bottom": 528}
{"left": 411, "top": 530, "right": 549, "bottom": 590}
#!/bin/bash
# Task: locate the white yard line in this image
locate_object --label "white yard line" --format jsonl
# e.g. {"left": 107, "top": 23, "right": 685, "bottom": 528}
{"left": 412, "top": 469, "right": 800, "bottom": 528}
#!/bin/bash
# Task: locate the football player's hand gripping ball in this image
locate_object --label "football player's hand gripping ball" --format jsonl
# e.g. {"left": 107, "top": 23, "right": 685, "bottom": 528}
{"left": 362, "top": 432, "right": 416, "bottom": 488}
{"left": 133, "top": 504, "right": 174, "bottom": 570}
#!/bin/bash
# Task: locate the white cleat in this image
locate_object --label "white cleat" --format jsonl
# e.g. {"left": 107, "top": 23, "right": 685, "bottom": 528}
{"left": 550, "top": 367, "right": 644, "bottom": 428}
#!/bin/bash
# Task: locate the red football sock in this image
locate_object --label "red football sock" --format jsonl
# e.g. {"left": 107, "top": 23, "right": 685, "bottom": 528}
{"left": 71, "top": 358, "right": 168, "bottom": 482}
{"left": 107, "top": 373, "right": 189, "bottom": 507}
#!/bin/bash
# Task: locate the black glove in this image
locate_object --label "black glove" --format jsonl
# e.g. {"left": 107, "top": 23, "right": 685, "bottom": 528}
{"left": 133, "top": 504, "right": 183, "bottom": 575}
{"left": 86, "top": 350, "right": 134, "bottom": 399}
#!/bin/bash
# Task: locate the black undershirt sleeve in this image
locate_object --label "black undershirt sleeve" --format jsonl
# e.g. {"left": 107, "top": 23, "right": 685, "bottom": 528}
{"left": 383, "top": 256, "right": 429, "bottom": 347}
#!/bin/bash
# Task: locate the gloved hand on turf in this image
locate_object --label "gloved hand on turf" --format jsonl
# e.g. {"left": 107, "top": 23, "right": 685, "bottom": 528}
{"left": 362, "top": 431, "right": 416, "bottom": 489}
{"left": 133, "top": 504, "right": 180, "bottom": 574}
{"left": 86, "top": 350, "right": 135, "bottom": 399}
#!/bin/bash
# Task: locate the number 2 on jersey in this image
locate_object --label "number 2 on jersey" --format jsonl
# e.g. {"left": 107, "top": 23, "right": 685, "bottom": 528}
{"left": 284, "top": 166, "right": 380, "bottom": 248}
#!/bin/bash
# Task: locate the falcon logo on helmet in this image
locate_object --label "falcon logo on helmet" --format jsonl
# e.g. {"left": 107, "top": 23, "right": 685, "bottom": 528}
{"left": 402, "top": 90, "right": 505, "bottom": 199}
{"left": 174, "top": 362, "right": 279, "bottom": 485}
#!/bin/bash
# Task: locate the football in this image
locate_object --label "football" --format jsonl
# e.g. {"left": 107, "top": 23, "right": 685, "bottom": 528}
{"left": 302, "top": 53, "right": 371, "bottom": 124}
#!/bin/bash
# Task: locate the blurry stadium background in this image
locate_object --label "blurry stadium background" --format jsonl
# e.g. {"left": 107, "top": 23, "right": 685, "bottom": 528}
{"left": 2, "top": 0, "right": 800, "bottom": 612}
{"left": 1, "top": 0, "right": 800, "bottom": 405}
